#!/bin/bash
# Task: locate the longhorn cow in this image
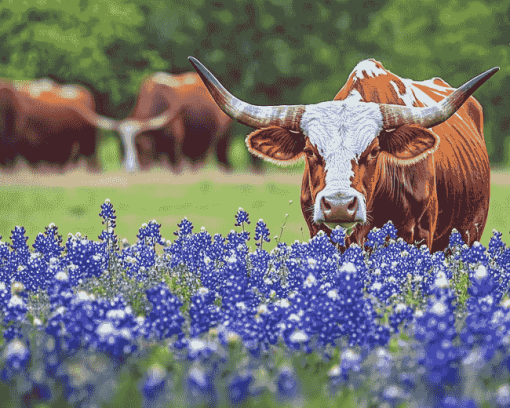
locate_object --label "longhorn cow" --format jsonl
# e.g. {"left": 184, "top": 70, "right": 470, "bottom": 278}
{"left": 189, "top": 56, "right": 498, "bottom": 252}
{"left": 0, "top": 78, "right": 116, "bottom": 171}
{"left": 117, "top": 72, "right": 235, "bottom": 172}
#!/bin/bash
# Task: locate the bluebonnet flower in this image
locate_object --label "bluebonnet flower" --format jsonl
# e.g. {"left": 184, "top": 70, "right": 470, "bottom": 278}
{"left": 381, "top": 385, "right": 408, "bottom": 407}
{"left": 0, "top": 338, "right": 31, "bottom": 382}
{"left": 63, "top": 236, "right": 104, "bottom": 284}
{"left": 141, "top": 364, "right": 169, "bottom": 407}
{"left": 189, "top": 288, "right": 221, "bottom": 337}
{"left": 32, "top": 223, "right": 64, "bottom": 263}
{"left": 228, "top": 371, "right": 253, "bottom": 405}
{"left": 414, "top": 275, "right": 462, "bottom": 403}
{"left": 144, "top": 284, "right": 185, "bottom": 341}
{"left": 186, "top": 365, "right": 217, "bottom": 407}
{"left": 460, "top": 264, "right": 501, "bottom": 358}
{"left": 489, "top": 229, "right": 505, "bottom": 258}
{"left": 99, "top": 198, "right": 116, "bottom": 228}
{"left": 495, "top": 384, "right": 510, "bottom": 407}
{"left": 137, "top": 220, "right": 165, "bottom": 247}
{"left": 174, "top": 217, "right": 194, "bottom": 237}
{"left": 98, "top": 199, "right": 119, "bottom": 259}
{"left": 330, "top": 225, "right": 346, "bottom": 246}
{"left": 3, "top": 287, "right": 28, "bottom": 342}
{"left": 254, "top": 219, "right": 270, "bottom": 248}
{"left": 448, "top": 228, "right": 465, "bottom": 248}
{"left": 234, "top": 207, "right": 251, "bottom": 227}
{"left": 365, "top": 221, "right": 398, "bottom": 248}
{"left": 338, "top": 348, "right": 363, "bottom": 383}
{"left": 462, "top": 241, "right": 489, "bottom": 267}
{"left": 389, "top": 303, "right": 414, "bottom": 334}
{"left": 276, "top": 366, "right": 300, "bottom": 401}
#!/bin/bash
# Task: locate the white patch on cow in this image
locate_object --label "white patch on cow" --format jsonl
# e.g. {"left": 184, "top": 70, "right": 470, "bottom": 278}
{"left": 399, "top": 77, "right": 450, "bottom": 107}
{"left": 153, "top": 72, "right": 179, "bottom": 87}
{"left": 300, "top": 100, "right": 384, "bottom": 223}
{"left": 29, "top": 79, "right": 54, "bottom": 98}
{"left": 60, "top": 85, "right": 79, "bottom": 99}
{"left": 118, "top": 120, "right": 142, "bottom": 173}
{"left": 344, "top": 89, "right": 363, "bottom": 102}
{"left": 351, "top": 59, "right": 387, "bottom": 81}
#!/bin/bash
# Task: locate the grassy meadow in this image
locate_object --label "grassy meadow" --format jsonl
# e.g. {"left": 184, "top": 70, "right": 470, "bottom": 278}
{"left": 1, "top": 132, "right": 509, "bottom": 251}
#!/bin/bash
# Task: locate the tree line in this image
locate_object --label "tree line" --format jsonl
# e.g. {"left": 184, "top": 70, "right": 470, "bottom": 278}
{"left": 0, "top": 0, "right": 508, "bottom": 165}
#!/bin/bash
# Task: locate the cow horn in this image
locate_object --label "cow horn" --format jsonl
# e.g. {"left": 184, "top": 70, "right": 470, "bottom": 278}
{"left": 188, "top": 56, "right": 305, "bottom": 130}
{"left": 380, "top": 67, "right": 499, "bottom": 129}
{"left": 73, "top": 107, "right": 119, "bottom": 131}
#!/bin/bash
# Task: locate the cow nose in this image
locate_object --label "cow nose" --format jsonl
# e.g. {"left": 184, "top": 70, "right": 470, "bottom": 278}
{"left": 320, "top": 195, "right": 359, "bottom": 221}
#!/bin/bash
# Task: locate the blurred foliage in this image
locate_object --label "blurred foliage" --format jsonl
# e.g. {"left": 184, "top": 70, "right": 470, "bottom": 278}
{"left": 0, "top": 0, "right": 509, "bottom": 164}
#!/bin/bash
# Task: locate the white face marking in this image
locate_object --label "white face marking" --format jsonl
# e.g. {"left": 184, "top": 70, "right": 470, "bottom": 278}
{"left": 300, "top": 100, "right": 383, "bottom": 223}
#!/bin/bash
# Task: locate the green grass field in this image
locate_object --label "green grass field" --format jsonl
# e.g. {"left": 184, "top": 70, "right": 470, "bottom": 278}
{"left": 1, "top": 133, "right": 509, "bottom": 251}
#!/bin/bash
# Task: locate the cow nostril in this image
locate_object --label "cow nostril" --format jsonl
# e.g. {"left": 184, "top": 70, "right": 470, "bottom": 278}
{"left": 321, "top": 196, "right": 331, "bottom": 212}
{"left": 347, "top": 197, "right": 357, "bottom": 212}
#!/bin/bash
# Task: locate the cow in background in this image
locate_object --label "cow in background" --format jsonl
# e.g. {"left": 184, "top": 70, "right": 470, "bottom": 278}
{"left": 0, "top": 78, "right": 117, "bottom": 172}
{"left": 117, "top": 72, "right": 238, "bottom": 173}
{"left": 189, "top": 56, "right": 498, "bottom": 253}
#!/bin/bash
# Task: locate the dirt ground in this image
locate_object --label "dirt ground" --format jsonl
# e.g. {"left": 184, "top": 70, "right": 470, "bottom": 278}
{"left": 0, "top": 162, "right": 509, "bottom": 187}
{"left": 0, "top": 162, "right": 304, "bottom": 187}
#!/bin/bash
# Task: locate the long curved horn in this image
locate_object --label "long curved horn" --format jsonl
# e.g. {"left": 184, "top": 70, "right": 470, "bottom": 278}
{"left": 72, "top": 106, "right": 119, "bottom": 131}
{"left": 188, "top": 56, "right": 305, "bottom": 130}
{"left": 380, "top": 67, "right": 499, "bottom": 129}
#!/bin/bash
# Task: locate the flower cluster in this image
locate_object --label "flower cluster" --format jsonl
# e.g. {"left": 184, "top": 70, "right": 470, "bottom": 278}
{"left": 0, "top": 201, "right": 508, "bottom": 406}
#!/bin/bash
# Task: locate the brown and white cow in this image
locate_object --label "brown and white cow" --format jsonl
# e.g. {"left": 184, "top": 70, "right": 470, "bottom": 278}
{"left": 189, "top": 56, "right": 498, "bottom": 253}
{"left": 117, "top": 72, "right": 234, "bottom": 172}
{"left": 0, "top": 78, "right": 117, "bottom": 171}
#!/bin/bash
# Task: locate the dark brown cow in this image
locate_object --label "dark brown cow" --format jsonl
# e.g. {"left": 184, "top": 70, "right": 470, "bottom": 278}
{"left": 117, "top": 72, "right": 234, "bottom": 172}
{"left": 189, "top": 57, "right": 498, "bottom": 253}
{"left": 0, "top": 78, "right": 117, "bottom": 171}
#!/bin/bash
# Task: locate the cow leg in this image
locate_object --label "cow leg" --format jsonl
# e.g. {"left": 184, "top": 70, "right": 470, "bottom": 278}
{"left": 215, "top": 133, "right": 233, "bottom": 171}
{"left": 169, "top": 119, "right": 185, "bottom": 172}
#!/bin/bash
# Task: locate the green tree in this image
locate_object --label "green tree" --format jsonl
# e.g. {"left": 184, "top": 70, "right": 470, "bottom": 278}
{"left": 0, "top": 0, "right": 167, "bottom": 117}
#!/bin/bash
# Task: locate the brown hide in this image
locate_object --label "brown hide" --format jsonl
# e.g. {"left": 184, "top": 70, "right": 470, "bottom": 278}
{"left": 301, "top": 59, "right": 489, "bottom": 252}
{"left": 0, "top": 79, "right": 110, "bottom": 171}
{"left": 125, "top": 72, "right": 233, "bottom": 171}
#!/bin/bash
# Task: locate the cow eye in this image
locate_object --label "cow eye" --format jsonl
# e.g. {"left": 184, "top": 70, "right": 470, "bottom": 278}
{"left": 369, "top": 147, "right": 380, "bottom": 159}
{"left": 303, "top": 148, "right": 314, "bottom": 158}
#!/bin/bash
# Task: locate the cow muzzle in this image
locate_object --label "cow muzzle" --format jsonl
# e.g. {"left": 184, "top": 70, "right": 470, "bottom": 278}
{"left": 317, "top": 192, "right": 366, "bottom": 230}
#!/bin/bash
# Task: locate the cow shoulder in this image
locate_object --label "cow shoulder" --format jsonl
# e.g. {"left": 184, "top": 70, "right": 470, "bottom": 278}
{"left": 334, "top": 59, "right": 461, "bottom": 110}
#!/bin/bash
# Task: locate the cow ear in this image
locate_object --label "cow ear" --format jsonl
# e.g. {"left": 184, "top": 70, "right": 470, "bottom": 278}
{"left": 379, "top": 125, "right": 439, "bottom": 165}
{"left": 246, "top": 126, "right": 306, "bottom": 165}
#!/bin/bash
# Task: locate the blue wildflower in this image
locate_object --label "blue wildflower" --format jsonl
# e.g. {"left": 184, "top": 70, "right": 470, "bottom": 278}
{"left": 234, "top": 207, "right": 251, "bottom": 227}
{"left": 254, "top": 219, "right": 270, "bottom": 248}
{"left": 174, "top": 217, "right": 193, "bottom": 237}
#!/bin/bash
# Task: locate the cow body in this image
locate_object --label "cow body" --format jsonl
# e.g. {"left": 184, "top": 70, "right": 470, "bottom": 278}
{"left": 118, "top": 72, "right": 233, "bottom": 172}
{"left": 300, "top": 59, "right": 490, "bottom": 252}
{"left": 189, "top": 57, "right": 497, "bottom": 253}
{"left": 0, "top": 79, "right": 115, "bottom": 172}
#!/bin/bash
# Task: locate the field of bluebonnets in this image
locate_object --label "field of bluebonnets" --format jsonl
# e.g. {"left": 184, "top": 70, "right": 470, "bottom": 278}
{"left": 0, "top": 195, "right": 509, "bottom": 407}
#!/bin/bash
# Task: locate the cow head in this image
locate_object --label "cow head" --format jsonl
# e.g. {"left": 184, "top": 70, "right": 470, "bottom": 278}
{"left": 189, "top": 56, "right": 498, "bottom": 235}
